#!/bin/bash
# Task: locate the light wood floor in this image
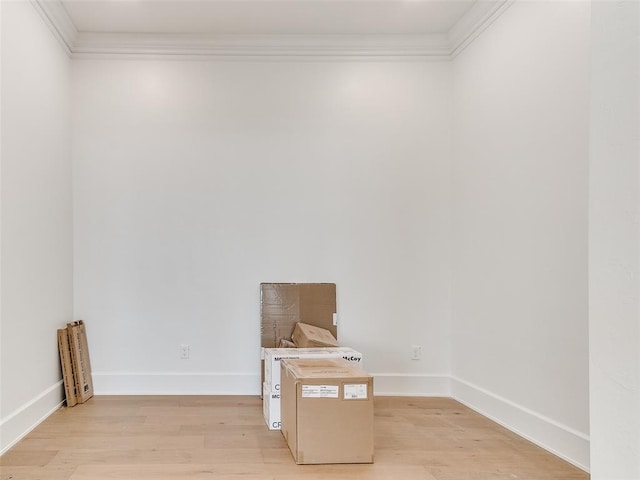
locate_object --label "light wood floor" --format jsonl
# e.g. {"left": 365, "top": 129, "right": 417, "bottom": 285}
{"left": 1, "top": 396, "right": 588, "bottom": 480}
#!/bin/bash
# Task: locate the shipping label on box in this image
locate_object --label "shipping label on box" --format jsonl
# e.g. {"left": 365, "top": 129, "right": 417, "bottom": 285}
{"left": 301, "top": 385, "right": 339, "bottom": 398}
{"left": 344, "top": 383, "right": 369, "bottom": 400}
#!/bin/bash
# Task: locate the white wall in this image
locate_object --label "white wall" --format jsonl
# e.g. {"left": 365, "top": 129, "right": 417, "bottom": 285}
{"left": 71, "top": 59, "right": 452, "bottom": 395}
{"left": 0, "top": 0, "right": 73, "bottom": 454}
{"left": 589, "top": 1, "right": 640, "bottom": 478}
{"left": 451, "top": 0, "right": 590, "bottom": 470}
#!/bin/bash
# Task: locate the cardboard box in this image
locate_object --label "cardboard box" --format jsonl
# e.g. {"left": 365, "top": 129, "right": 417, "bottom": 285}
{"left": 260, "top": 283, "right": 337, "bottom": 395}
{"left": 292, "top": 322, "right": 338, "bottom": 348}
{"left": 263, "top": 347, "right": 364, "bottom": 430}
{"left": 57, "top": 329, "right": 78, "bottom": 407}
{"left": 280, "top": 358, "right": 374, "bottom": 465}
{"left": 67, "top": 320, "right": 94, "bottom": 403}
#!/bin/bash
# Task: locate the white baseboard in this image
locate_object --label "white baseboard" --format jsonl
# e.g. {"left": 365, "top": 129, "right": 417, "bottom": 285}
{"left": 92, "top": 372, "right": 262, "bottom": 395}
{"left": 450, "top": 376, "right": 590, "bottom": 472}
{"left": 93, "top": 372, "right": 452, "bottom": 397}
{"left": 0, "top": 380, "right": 65, "bottom": 455}
{"left": 372, "top": 373, "right": 451, "bottom": 396}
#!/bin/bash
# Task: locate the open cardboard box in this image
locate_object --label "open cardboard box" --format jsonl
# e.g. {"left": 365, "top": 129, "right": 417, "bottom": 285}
{"left": 260, "top": 283, "right": 337, "bottom": 394}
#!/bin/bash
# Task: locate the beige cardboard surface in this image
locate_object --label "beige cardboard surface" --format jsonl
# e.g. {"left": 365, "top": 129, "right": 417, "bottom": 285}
{"left": 67, "top": 320, "right": 94, "bottom": 404}
{"left": 280, "top": 358, "right": 374, "bottom": 465}
{"left": 292, "top": 322, "right": 338, "bottom": 348}
{"left": 57, "top": 329, "right": 78, "bottom": 407}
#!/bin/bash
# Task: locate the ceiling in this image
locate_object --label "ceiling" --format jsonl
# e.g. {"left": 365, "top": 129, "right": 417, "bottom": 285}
{"left": 60, "top": 0, "right": 477, "bottom": 36}
{"left": 35, "top": 0, "right": 511, "bottom": 57}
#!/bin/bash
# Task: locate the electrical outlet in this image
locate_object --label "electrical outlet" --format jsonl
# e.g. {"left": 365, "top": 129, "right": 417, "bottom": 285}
{"left": 411, "top": 345, "right": 422, "bottom": 361}
{"left": 180, "top": 344, "right": 190, "bottom": 359}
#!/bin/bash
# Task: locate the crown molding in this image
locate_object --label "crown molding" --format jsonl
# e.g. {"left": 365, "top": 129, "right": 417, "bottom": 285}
{"left": 71, "top": 32, "right": 451, "bottom": 59}
{"left": 448, "top": 0, "right": 514, "bottom": 58}
{"left": 32, "top": 0, "right": 513, "bottom": 60}
{"left": 31, "top": 0, "right": 77, "bottom": 56}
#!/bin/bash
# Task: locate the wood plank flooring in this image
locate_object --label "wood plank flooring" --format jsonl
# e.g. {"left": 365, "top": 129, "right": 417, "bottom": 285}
{"left": 0, "top": 396, "right": 588, "bottom": 480}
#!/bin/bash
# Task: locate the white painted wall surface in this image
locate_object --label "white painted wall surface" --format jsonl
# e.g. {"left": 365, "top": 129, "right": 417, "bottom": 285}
{"left": 0, "top": 1, "right": 72, "bottom": 453}
{"left": 451, "top": 1, "right": 590, "bottom": 469}
{"left": 71, "top": 59, "right": 452, "bottom": 395}
{"left": 589, "top": 1, "right": 640, "bottom": 478}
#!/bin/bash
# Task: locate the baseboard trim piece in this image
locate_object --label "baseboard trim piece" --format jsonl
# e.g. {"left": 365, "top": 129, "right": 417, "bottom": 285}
{"left": 0, "top": 380, "right": 65, "bottom": 455}
{"left": 372, "top": 373, "right": 451, "bottom": 396}
{"left": 92, "top": 372, "right": 261, "bottom": 395}
{"left": 451, "top": 376, "right": 590, "bottom": 472}
{"left": 92, "top": 372, "right": 451, "bottom": 397}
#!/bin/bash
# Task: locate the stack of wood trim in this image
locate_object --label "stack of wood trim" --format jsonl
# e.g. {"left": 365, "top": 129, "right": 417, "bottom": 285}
{"left": 57, "top": 320, "right": 94, "bottom": 407}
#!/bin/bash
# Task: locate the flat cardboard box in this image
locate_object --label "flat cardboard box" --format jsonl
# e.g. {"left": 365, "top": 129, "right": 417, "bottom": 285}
{"left": 263, "top": 347, "right": 364, "bottom": 430}
{"left": 67, "top": 320, "right": 94, "bottom": 403}
{"left": 292, "top": 322, "right": 338, "bottom": 348}
{"left": 260, "top": 283, "right": 337, "bottom": 394}
{"left": 280, "top": 358, "right": 374, "bottom": 465}
{"left": 57, "top": 329, "right": 78, "bottom": 407}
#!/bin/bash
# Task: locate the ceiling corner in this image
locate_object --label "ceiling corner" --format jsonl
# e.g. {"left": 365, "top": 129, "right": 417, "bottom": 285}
{"left": 447, "top": 0, "right": 515, "bottom": 59}
{"left": 31, "top": 0, "right": 78, "bottom": 56}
